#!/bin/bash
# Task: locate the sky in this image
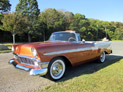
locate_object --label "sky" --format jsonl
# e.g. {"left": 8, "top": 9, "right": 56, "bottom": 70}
{"left": 10, "top": 0, "right": 123, "bottom": 22}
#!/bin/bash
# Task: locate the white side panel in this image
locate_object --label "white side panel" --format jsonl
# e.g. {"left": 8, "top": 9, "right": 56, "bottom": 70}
{"left": 94, "top": 42, "right": 111, "bottom": 49}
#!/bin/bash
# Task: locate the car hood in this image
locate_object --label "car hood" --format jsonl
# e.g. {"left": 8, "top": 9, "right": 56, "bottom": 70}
{"left": 13, "top": 41, "right": 74, "bottom": 57}
{"left": 21, "top": 41, "right": 73, "bottom": 48}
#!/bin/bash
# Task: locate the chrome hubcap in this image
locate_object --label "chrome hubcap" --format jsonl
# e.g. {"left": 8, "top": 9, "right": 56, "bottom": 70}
{"left": 100, "top": 52, "right": 105, "bottom": 62}
{"left": 51, "top": 61, "right": 63, "bottom": 77}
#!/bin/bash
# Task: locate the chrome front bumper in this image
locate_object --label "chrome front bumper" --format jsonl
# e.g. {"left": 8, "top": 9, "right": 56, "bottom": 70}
{"left": 9, "top": 59, "right": 48, "bottom": 76}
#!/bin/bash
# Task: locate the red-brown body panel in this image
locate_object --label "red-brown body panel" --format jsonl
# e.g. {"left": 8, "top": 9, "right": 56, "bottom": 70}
{"left": 9, "top": 31, "right": 112, "bottom": 78}
{"left": 12, "top": 41, "right": 108, "bottom": 68}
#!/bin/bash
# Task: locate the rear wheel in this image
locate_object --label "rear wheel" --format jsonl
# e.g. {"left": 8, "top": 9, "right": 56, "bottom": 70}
{"left": 46, "top": 57, "right": 66, "bottom": 81}
{"left": 98, "top": 51, "right": 106, "bottom": 63}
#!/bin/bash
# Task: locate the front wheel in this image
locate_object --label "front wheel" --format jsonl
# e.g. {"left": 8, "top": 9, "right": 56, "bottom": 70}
{"left": 46, "top": 57, "right": 66, "bottom": 81}
{"left": 98, "top": 51, "right": 106, "bottom": 63}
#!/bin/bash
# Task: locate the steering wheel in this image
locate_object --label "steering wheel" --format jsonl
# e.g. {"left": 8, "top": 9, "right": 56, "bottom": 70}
{"left": 68, "top": 37, "right": 76, "bottom": 42}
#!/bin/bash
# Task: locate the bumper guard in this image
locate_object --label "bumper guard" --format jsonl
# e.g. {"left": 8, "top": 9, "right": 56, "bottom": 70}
{"left": 9, "top": 59, "right": 48, "bottom": 76}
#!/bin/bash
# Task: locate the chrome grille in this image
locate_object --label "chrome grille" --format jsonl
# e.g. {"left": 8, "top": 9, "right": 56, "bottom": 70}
{"left": 15, "top": 55, "right": 35, "bottom": 66}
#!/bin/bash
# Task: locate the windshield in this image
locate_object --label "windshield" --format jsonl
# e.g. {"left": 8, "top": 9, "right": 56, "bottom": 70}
{"left": 49, "top": 32, "right": 76, "bottom": 42}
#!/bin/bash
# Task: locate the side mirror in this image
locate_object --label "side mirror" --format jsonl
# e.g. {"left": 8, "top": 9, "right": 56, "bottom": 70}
{"left": 82, "top": 39, "right": 85, "bottom": 43}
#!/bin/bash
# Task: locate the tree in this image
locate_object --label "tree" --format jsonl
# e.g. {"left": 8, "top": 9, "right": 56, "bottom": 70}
{"left": 0, "top": 0, "right": 11, "bottom": 13}
{"left": 0, "top": 13, "right": 3, "bottom": 25}
{"left": 111, "top": 22, "right": 123, "bottom": 40}
{"left": 16, "top": 0, "right": 40, "bottom": 42}
{"left": 39, "top": 8, "right": 65, "bottom": 40}
{"left": 88, "top": 19, "right": 102, "bottom": 40}
{"left": 63, "top": 11, "right": 74, "bottom": 29}
{"left": 1, "top": 12, "right": 27, "bottom": 44}
{"left": 69, "top": 13, "right": 90, "bottom": 40}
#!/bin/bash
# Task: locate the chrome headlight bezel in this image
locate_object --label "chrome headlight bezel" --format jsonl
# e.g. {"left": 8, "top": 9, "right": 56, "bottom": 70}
{"left": 31, "top": 48, "right": 38, "bottom": 57}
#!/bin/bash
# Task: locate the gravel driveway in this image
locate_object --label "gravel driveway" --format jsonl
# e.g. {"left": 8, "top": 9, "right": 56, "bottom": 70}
{"left": 0, "top": 41, "right": 123, "bottom": 92}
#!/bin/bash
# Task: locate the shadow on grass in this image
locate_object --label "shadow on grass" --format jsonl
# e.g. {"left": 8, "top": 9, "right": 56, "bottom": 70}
{"left": 58, "top": 55, "right": 123, "bottom": 82}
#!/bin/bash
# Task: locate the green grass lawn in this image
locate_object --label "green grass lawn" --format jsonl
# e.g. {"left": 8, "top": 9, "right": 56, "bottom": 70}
{"left": 0, "top": 43, "right": 25, "bottom": 53}
{"left": 0, "top": 43, "right": 13, "bottom": 53}
{"left": 35, "top": 58, "right": 123, "bottom": 92}
{"left": 0, "top": 50, "right": 12, "bottom": 53}
{"left": 112, "top": 40, "right": 123, "bottom": 41}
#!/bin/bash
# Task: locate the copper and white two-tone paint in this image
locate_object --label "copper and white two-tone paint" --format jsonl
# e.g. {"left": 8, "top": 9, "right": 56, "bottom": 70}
{"left": 9, "top": 30, "right": 112, "bottom": 80}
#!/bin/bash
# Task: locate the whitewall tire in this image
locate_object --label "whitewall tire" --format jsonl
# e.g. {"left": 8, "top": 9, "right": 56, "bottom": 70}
{"left": 99, "top": 51, "right": 106, "bottom": 63}
{"left": 46, "top": 57, "right": 66, "bottom": 81}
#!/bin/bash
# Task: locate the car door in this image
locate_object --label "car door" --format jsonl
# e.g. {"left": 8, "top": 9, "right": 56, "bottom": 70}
{"left": 73, "top": 42, "right": 97, "bottom": 65}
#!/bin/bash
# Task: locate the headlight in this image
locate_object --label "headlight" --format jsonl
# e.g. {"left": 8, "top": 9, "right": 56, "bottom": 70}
{"left": 31, "top": 48, "right": 38, "bottom": 57}
{"left": 11, "top": 46, "right": 15, "bottom": 52}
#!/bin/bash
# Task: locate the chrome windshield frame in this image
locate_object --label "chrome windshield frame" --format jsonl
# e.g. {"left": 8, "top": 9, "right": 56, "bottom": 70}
{"left": 49, "top": 31, "right": 81, "bottom": 43}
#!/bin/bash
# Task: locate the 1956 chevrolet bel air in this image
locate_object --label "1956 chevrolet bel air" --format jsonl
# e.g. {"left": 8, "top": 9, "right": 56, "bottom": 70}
{"left": 9, "top": 30, "right": 112, "bottom": 80}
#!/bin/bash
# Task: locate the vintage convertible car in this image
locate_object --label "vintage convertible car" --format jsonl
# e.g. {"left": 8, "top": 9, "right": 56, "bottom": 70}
{"left": 9, "top": 30, "right": 112, "bottom": 80}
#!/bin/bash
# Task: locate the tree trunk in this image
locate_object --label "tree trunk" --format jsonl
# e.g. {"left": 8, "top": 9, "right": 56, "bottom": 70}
{"left": 28, "top": 33, "right": 31, "bottom": 42}
{"left": 43, "top": 30, "right": 45, "bottom": 41}
{"left": 12, "top": 34, "right": 15, "bottom": 44}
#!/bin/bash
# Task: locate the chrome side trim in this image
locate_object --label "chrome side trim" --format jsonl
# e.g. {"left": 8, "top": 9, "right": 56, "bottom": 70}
{"left": 44, "top": 47, "right": 98, "bottom": 55}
